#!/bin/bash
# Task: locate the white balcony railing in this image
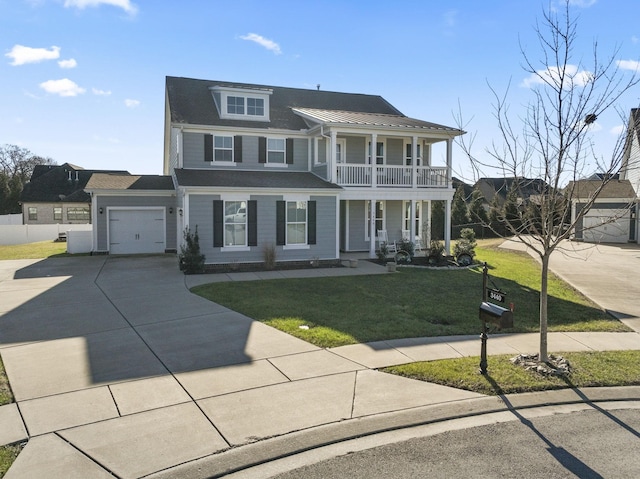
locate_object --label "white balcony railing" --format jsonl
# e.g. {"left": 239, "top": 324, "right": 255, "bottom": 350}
{"left": 336, "top": 164, "right": 448, "bottom": 188}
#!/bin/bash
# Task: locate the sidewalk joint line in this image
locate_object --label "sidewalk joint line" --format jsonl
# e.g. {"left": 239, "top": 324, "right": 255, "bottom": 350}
{"left": 54, "top": 431, "right": 122, "bottom": 479}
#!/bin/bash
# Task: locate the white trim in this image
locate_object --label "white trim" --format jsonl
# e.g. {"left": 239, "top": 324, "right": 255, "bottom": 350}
{"left": 283, "top": 244, "right": 310, "bottom": 250}
{"left": 365, "top": 200, "right": 386, "bottom": 241}
{"left": 221, "top": 246, "right": 250, "bottom": 252}
{"left": 263, "top": 163, "right": 289, "bottom": 168}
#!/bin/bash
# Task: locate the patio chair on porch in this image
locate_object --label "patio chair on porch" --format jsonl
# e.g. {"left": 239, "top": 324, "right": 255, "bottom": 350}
{"left": 377, "top": 229, "right": 397, "bottom": 255}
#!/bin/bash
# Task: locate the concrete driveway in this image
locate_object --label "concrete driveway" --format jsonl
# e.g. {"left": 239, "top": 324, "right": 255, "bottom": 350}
{"left": 1, "top": 252, "right": 639, "bottom": 478}
{"left": 501, "top": 239, "right": 640, "bottom": 332}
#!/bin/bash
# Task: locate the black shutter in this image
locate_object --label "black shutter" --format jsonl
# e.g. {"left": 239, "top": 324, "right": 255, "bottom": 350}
{"left": 204, "top": 134, "right": 213, "bottom": 162}
{"left": 308, "top": 200, "right": 316, "bottom": 245}
{"left": 247, "top": 200, "right": 257, "bottom": 246}
{"left": 276, "top": 200, "right": 285, "bottom": 245}
{"left": 234, "top": 135, "right": 243, "bottom": 163}
{"left": 259, "top": 137, "right": 267, "bottom": 163}
{"left": 286, "top": 138, "right": 294, "bottom": 164}
{"left": 213, "top": 200, "right": 223, "bottom": 247}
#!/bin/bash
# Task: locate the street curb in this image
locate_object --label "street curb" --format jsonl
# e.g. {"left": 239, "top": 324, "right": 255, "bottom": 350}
{"left": 146, "top": 386, "right": 640, "bottom": 479}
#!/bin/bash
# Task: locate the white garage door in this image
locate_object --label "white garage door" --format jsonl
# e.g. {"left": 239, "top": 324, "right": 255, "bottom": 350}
{"left": 109, "top": 209, "right": 165, "bottom": 254}
{"left": 583, "top": 212, "right": 629, "bottom": 244}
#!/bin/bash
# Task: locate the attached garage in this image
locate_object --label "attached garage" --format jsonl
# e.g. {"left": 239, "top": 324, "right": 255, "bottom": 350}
{"left": 108, "top": 208, "right": 166, "bottom": 254}
{"left": 582, "top": 209, "right": 630, "bottom": 244}
{"left": 84, "top": 173, "right": 177, "bottom": 255}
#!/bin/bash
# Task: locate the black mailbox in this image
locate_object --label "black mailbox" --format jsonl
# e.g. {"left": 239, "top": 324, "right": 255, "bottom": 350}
{"left": 479, "top": 301, "right": 513, "bottom": 329}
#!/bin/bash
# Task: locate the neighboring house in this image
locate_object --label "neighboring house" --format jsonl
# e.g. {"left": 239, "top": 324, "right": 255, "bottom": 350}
{"left": 20, "top": 163, "right": 128, "bottom": 225}
{"left": 620, "top": 108, "right": 640, "bottom": 243}
{"left": 566, "top": 179, "right": 637, "bottom": 243}
{"left": 473, "top": 177, "right": 550, "bottom": 212}
{"left": 87, "top": 77, "right": 464, "bottom": 263}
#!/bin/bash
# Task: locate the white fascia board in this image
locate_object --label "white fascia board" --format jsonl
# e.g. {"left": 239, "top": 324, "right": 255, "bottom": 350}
{"left": 175, "top": 123, "right": 309, "bottom": 136}
{"left": 85, "top": 189, "right": 176, "bottom": 197}
{"left": 209, "top": 85, "right": 273, "bottom": 95}
{"left": 308, "top": 124, "right": 462, "bottom": 141}
{"left": 339, "top": 188, "right": 454, "bottom": 202}
{"left": 181, "top": 186, "right": 340, "bottom": 197}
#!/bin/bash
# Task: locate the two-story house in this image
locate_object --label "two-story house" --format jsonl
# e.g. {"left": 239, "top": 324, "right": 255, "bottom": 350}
{"left": 87, "top": 77, "right": 463, "bottom": 264}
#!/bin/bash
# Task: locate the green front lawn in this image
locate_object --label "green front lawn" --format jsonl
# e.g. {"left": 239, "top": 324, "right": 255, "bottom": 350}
{"left": 192, "top": 243, "right": 629, "bottom": 348}
{"left": 383, "top": 350, "right": 640, "bottom": 395}
{"left": 0, "top": 241, "right": 68, "bottom": 260}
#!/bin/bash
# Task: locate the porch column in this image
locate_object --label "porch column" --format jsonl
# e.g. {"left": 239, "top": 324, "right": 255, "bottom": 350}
{"left": 330, "top": 130, "right": 338, "bottom": 184}
{"left": 425, "top": 200, "right": 431, "bottom": 248}
{"left": 371, "top": 133, "right": 377, "bottom": 188}
{"left": 412, "top": 136, "right": 418, "bottom": 187}
{"left": 410, "top": 199, "right": 416, "bottom": 243}
{"left": 369, "top": 199, "right": 376, "bottom": 258}
{"left": 444, "top": 198, "right": 452, "bottom": 255}
{"left": 446, "top": 138, "right": 453, "bottom": 187}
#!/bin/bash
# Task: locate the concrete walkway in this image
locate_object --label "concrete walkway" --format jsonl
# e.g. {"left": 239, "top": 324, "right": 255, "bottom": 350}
{"left": 0, "top": 249, "right": 639, "bottom": 478}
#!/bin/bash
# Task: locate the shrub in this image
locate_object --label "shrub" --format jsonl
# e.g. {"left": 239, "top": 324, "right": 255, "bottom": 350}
{"left": 454, "top": 228, "right": 477, "bottom": 259}
{"left": 179, "top": 226, "right": 205, "bottom": 274}
{"left": 377, "top": 242, "right": 389, "bottom": 263}
{"left": 397, "top": 238, "right": 415, "bottom": 258}
{"left": 262, "top": 243, "right": 277, "bottom": 270}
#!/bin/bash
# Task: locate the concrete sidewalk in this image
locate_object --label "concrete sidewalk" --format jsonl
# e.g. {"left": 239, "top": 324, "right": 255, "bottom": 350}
{"left": 0, "top": 253, "right": 639, "bottom": 478}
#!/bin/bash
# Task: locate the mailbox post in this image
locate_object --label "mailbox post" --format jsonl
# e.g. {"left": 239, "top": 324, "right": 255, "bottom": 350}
{"left": 479, "top": 263, "right": 514, "bottom": 374}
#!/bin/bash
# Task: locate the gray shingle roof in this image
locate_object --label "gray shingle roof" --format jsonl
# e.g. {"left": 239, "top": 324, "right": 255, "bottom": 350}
{"left": 566, "top": 179, "right": 636, "bottom": 199}
{"left": 174, "top": 169, "right": 341, "bottom": 190}
{"left": 20, "top": 163, "right": 130, "bottom": 203}
{"left": 166, "top": 76, "right": 406, "bottom": 130}
{"left": 85, "top": 173, "right": 175, "bottom": 191}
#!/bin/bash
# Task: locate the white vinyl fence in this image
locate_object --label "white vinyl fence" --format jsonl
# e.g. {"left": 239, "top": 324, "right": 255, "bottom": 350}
{"left": 0, "top": 214, "right": 22, "bottom": 225}
{"left": 0, "top": 224, "right": 92, "bottom": 246}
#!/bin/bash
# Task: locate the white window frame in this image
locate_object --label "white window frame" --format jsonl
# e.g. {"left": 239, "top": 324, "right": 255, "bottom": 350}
{"left": 265, "top": 137, "right": 287, "bottom": 167}
{"left": 247, "top": 97, "right": 265, "bottom": 116}
{"left": 336, "top": 138, "right": 346, "bottom": 163}
{"left": 213, "top": 135, "right": 234, "bottom": 163}
{"left": 282, "top": 195, "right": 311, "bottom": 250}
{"left": 367, "top": 141, "right": 385, "bottom": 165}
{"left": 227, "top": 96, "right": 245, "bottom": 115}
{"left": 53, "top": 206, "right": 62, "bottom": 221}
{"left": 365, "top": 200, "right": 385, "bottom": 241}
{"left": 221, "top": 198, "right": 249, "bottom": 251}
{"left": 403, "top": 201, "right": 423, "bottom": 238}
{"left": 404, "top": 141, "right": 422, "bottom": 166}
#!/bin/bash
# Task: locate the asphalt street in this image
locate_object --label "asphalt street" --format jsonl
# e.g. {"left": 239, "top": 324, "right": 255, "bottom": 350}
{"left": 243, "top": 406, "right": 640, "bottom": 479}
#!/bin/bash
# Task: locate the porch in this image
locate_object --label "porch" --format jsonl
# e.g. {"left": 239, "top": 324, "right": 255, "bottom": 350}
{"left": 336, "top": 165, "right": 448, "bottom": 188}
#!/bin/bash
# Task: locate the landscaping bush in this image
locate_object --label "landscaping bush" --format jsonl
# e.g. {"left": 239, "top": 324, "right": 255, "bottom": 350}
{"left": 179, "top": 226, "right": 205, "bottom": 274}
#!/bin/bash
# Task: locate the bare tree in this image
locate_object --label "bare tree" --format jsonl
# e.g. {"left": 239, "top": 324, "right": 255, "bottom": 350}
{"left": 456, "top": 1, "right": 639, "bottom": 363}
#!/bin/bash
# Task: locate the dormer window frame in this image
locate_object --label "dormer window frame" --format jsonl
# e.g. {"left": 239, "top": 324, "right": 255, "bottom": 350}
{"left": 210, "top": 85, "right": 271, "bottom": 122}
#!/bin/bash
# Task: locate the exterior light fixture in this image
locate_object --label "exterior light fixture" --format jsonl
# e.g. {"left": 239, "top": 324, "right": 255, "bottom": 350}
{"left": 169, "top": 207, "right": 174, "bottom": 214}
{"left": 99, "top": 207, "right": 103, "bottom": 214}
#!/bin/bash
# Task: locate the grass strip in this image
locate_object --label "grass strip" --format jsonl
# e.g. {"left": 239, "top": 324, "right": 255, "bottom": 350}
{"left": 382, "top": 350, "right": 640, "bottom": 395}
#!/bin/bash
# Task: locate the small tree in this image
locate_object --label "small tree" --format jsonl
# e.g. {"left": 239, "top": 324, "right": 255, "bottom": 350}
{"left": 469, "top": 188, "right": 489, "bottom": 237}
{"left": 456, "top": 1, "right": 639, "bottom": 363}
{"left": 179, "top": 226, "right": 205, "bottom": 274}
{"left": 451, "top": 184, "right": 470, "bottom": 237}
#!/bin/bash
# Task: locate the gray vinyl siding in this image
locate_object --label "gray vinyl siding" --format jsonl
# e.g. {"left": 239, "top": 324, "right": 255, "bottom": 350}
{"left": 312, "top": 163, "right": 328, "bottom": 179}
{"left": 182, "top": 132, "right": 309, "bottom": 171}
{"left": 94, "top": 195, "right": 177, "bottom": 252}
{"left": 187, "top": 193, "right": 338, "bottom": 264}
{"left": 344, "top": 200, "right": 403, "bottom": 251}
{"left": 317, "top": 138, "right": 327, "bottom": 163}
{"left": 386, "top": 138, "right": 404, "bottom": 165}
{"left": 346, "top": 136, "right": 365, "bottom": 164}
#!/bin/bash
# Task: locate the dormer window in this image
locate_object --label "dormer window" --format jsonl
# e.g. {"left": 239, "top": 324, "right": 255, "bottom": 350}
{"left": 211, "top": 85, "right": 271, "bottom": 121}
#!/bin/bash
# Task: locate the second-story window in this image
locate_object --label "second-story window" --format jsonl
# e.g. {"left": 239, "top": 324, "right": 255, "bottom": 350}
{"left": 267, "top": 138, "right": 286, "bottom": 164}
{"left": 405, "top": 143, "right": 422, "bottom": 166}
{"left": 214, "top": 136, "right": 233, "bottom": 162}
{"left": 227, "top": 96, "right": 245, "bottom": 115}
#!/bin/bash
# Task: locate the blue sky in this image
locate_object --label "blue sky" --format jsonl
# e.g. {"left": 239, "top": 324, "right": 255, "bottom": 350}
{"left": 2, "top": 0, "right": 639, "bottom": 180}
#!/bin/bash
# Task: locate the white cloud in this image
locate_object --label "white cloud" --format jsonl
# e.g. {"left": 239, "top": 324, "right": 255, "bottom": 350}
{"left": 569, "top": 0, "right": 597, "bottom": 6}
{"left": 610, "top": 124, "right": 625, "bottom": 136}
{"left": 240, "top": 33, "right": 282, "bottom": 55}
{"left": 632, "top": 36, "right": 639, "bottom": 44}
{"left": 520, "top": 64, "right": 593, "bottom": 88}
{"left": 124, "top": 98, "right": 140, "bottom": 108}
{"left": 64, "top": 0, "right": 137, "bottom": 15}
{"left": 92, "top": 88, "right": 112, "bottom": 96}
{"left": 6, "top": 45, "right": 60, "bottom": 66}
{"left": 39, "top": 78, "right": 86, "bottom": 97}
{"left": 58, "top": 58, "right": 77, "bottom": 69}
{"left": 617, "top": 59, "right": 640, "bottom": 71}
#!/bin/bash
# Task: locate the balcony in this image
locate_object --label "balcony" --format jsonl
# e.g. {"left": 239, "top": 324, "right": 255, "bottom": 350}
{"left": 336, "top": 164, "right": 449, "bottom": 188}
